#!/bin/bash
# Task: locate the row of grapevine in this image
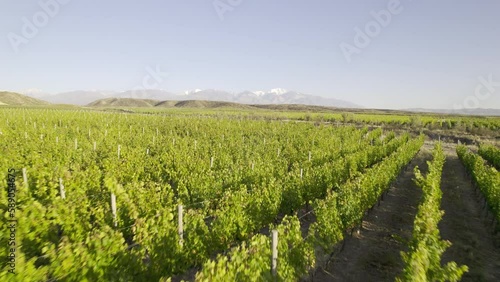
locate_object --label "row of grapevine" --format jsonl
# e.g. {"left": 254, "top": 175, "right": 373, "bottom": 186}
{"left": 478, "top": 144, "right": 500, "bottom": 170}
{"left": 398, "top": 143, "right": 468, "bottom": 282}
{"left": 457, "top": 145, "right": 500, "bottom": 224}
{"left": 194, "top": 135, "right": 425, "bottom": 281}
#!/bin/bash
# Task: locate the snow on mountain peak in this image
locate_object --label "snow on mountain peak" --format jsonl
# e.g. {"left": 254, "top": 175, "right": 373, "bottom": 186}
{"left": 269, "top": 88, "right": 288, "bottom": 95}
{"left": 252, "top": 90, "right": 266, "bottom": 96}
{"left": 184, "top": 89, "right": 202, "bottom": 95}
{"left": 252, "top": 88, "right": 288, "bottom": 96}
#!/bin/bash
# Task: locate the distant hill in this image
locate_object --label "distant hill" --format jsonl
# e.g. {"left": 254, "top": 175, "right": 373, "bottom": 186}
{"left": 87, "top": 98, "right": 159, "bottom": 107}
{"left": 0, "top": 91, "right": 50, "bottom": 106}
{"left": 115, "top": 89, "right": 177, "bottom": 101}
{"left": 87, "top": 98, "right": 253, "bottom": 109}
{"left": 158, "top": 100, "right": 251, "bottom": 109}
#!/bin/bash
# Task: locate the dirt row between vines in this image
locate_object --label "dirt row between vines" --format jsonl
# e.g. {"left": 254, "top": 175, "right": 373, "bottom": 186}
{"left": 313, "top": 141, "right": 500, "bottom": 282}
{"left": 439, "top": 143, "right": 500, "bottom": 281}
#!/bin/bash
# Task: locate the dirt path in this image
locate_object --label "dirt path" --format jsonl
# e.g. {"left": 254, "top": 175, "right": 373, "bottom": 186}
{"left": 438, "top": 143, "right": 500, "bottom": 281}
{"left": 313, "top": 142, "right": 433, "bottom": 282}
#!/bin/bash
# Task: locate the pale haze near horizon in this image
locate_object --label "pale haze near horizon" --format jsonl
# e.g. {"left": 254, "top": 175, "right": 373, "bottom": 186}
{"left": 0, "top": 0, "right": 499, "bottom": 110}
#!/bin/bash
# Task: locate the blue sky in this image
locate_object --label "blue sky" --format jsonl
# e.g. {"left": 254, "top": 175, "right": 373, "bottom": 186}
{"left": 1, "top": 0, "right": 499, "bottom": 109}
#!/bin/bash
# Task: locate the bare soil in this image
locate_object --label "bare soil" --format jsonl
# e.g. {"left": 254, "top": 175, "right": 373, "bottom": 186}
{"left": 313, "top": 142, "right": 433, "bottom": 281}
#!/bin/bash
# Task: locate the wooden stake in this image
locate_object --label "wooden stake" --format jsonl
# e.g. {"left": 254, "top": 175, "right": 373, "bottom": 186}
{"left": 178, "top": 205, "right": 184, "bottom": 246}
{"left": 93, "top": 141, "right": 97, "bottom": 151}
{"left": 59, "top": 178, "right": 66, "bottom": 199}
{"left": 271, "top": 230, "right": 278, "bottom": 276}
{"left": 74, "top": 139, "right": 78, "bottom": 150}
{"left": 210, "top": 157, "right": 214, "bottom": 168}
{"left": 117, "top": 145, "right": 121, "bottom": 159}
{"left": 111, "top": 193, "right": 117, "bottom": 227}
{"left": 22, "top": 168, "right": 28, "bottom": 189}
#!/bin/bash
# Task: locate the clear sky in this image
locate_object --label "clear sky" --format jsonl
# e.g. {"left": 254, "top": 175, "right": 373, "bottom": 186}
{"left": 1, "top": 0, "right": 499, "bottom": 109}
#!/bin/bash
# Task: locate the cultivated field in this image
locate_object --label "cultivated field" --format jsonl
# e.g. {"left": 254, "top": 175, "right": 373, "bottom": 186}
{"left": 1, "top": 107, "right": 499, "bottom": 281}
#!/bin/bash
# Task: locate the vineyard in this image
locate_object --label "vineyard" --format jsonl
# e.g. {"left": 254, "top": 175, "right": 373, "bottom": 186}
{"left": 1, "top": 108, "right": 499, "bottom": 281}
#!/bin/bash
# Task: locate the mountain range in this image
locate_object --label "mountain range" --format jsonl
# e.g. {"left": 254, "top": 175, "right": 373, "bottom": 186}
{"left": 3, "top": 89, "right": 500, "bottom": 116}
{"left": 20, "top": 88, "right": 360, "bottom": 108}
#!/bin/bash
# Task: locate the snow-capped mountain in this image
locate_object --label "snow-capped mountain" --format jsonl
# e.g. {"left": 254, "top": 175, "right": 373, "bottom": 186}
{"left": 20, "top": 88, "right": 360, "bottom": 108}
{"left": 181, "top": 88, "right": 359, "bottom": 108}
{"left": 184, "top": 89, "right": 235, "bottom": 102}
